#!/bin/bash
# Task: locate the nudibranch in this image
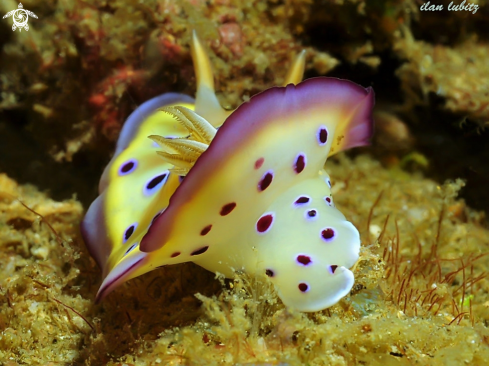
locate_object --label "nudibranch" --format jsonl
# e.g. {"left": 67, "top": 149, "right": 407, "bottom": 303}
{"left": 81, "top": 32, "right": 374, "bottom": 312}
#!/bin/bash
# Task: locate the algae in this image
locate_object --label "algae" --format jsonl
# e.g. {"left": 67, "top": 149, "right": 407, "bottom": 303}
{"left": 1, "top": 154, "right": 489, "bottom": 365}
{"left": 395, "top": 29, "right": 489, "bottom": 127}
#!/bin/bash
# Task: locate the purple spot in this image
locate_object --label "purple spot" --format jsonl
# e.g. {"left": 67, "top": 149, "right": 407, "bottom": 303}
{"left": 147, "top": 174, "right": 167, "bottom": 189}
{"left": 171, "top": 252, "right": 181, "bottom": 258}
{"left": 265, "top": 269, "right": 275, "bottom": 277}
{"left": 298, "top": 283, "right": 309, "bottom": 292}
{"left": 220, "top": 203, "right": 236, "bottom": 216}
{"left": 191, "top": 246, "right": 209, "bottom": 256}
{"left": 200, "top": 225, "right": 212, "bottom": 236}
{"left": 255, "top": 157, "right": 264, "bottom": 169}
{"left": 119, "top": 159, "right": 137, "bottom": 176}
{"left": 258, "top": 171, "right": 273, "bottom": 191}
{"left": 321, "top": 228, "right": 335, "bottom": 241}
{"left": 317, "top": 126, "right": 328, "bottom": 145}
{"left": 326, "top": 178, "right": 332, "bottom": 188}
{"left": 324, "top": 196, "right": 332, "bottom": 206}
{"left": 294, "top": 154, "right": 306, "bottom": 174}
{"left": 297, "top": 255, "right": 312, "bottom": 266}
{"left": 256, "top": 213, "right": 274, "bottom": 234}
{"left": 179, "top": 176, "right": 185, "bottom": 183}
{"left": 330, "top": 265, "right": 338, "bottom": 274}
{"left": 294, "top": 196, "right": 310, "bottom": 205}
{"left": 304, "top": 209, "right": 318, "bottom": 221}
{"left": 143, "top": 172, "right": 169, "bottom": 196}
{"left": 123, "top": 223, "right": 137, "bottom": 243}
{"left": 124, "top": 244, "right": 137, "bottom": 256}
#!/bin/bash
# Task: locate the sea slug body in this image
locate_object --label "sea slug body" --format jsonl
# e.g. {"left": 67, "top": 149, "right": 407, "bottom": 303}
{"left": 81, "top": 32, "right": 375, "bottom": 312}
